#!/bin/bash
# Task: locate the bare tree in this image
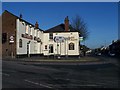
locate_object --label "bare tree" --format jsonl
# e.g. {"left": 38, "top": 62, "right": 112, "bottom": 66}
{"left": 70, "top": 15, "right": 89, "bottom": 41}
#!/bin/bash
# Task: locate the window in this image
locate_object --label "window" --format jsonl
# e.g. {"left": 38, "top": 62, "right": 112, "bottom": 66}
{"left": 34, "top": 42, "right": 37, "bottom": 51}
{"left": 25, "top": 25, "right": 28, "bottom": 34}
{"left": 69, "top": 42, "right": 74, "bottom": 50}
{"left": 45, "top": 45, "right": 47, "bottom": 49}
{"left": 37, "top": 31, "right": 40, "bottom": 37}
{"left": 34, "top": 30, "right": 37, "bottom": 36}
{"left": 49, "top": 44, "right": 53, "bottom": 53}
{"left": 49, "top": 33, "right": 53, "bottom": 39}
{"left": 19, "top": 39, "right": 22, "bottom": 48}
{"left": 2, "top": 33, "right": 7, "bottom": 43}
{"left": 30, "top": 27, "right": 32, "bottom": 35}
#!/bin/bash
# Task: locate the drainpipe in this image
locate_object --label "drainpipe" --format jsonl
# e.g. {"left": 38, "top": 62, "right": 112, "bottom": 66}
{"left": 27, "top": 41, "right": 31, "bottom": 57}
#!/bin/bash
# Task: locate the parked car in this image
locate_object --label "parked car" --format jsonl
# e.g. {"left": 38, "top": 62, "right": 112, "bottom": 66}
{"left": 95, "top": 52, "right": 101, "bottom": 56}
{"left": 108, "top": 52, "right": 115, "bottom": 56}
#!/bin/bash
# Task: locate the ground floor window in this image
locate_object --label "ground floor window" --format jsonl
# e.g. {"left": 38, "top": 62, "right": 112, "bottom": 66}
{"left": 45, "top": 45, "right": 47, "bottom": 50}
{"left": 34, "top": 42, "right": 37, "bottom": 51}
{"left": 69, "top": 42, "right": 74, "bottom": 50}
{"left": 49, "top": 44, "right": 53, "bottom": 53}
{"left": 19, "top": 39, "right": 22, "bottom": 48}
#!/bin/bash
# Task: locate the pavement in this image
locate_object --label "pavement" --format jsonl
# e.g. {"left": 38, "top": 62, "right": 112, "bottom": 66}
{"left": 2, "top": 56, "right": 119, "bottom": 66}
{"left": 1, "top": 56, "right": 107, "bottom": 62}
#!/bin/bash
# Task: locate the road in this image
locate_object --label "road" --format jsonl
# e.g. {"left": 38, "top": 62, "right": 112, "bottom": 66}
{"left": 2, "top": 56, "right": 120, "bottom": 89}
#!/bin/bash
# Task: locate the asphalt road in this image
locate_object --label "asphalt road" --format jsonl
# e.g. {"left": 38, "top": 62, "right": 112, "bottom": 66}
{"left": 2, "top": 57, "right": 120, "bottom": 89}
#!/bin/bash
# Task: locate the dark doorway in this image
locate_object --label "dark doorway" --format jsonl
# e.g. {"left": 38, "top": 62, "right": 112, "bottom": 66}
{"left": 49, "top": 44, "right": 53, "bottom": 53}
{"left": 27, "top": 44, "right": 29, "bottom": 57}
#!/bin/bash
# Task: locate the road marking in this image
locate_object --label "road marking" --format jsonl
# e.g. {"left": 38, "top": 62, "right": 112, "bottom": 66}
{"left": 73, "top": 84, "right": 102, "bottom": 87}
{"left": 0, "top": 73, "right": 10, "bottom": 76}
{"left": 24, "top": 79, "right": 52, "bottom": 88}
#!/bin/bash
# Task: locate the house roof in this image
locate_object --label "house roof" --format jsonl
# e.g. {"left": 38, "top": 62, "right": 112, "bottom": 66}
{"left": 44, "top": 23, "right": 79, "bottom": 33}
{"left": 3, "top": 10, "right": 43, "bottom": 31}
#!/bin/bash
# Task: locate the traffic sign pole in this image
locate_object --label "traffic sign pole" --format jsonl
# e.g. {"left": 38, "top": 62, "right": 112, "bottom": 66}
{"left": 9, "top": 35, "right": 14, "bottom": 58}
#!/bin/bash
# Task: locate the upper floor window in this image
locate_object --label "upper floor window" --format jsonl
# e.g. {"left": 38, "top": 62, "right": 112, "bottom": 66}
{"left": 25, "top": 25, "right": 28, "bottom": 34}
{"left": 2, "top": 33, "right": 7, "bottom": 44}
{"left": 37, "top": 31, "right": 40, "bottom": 37}
{"left": 34, "top": 29, "right": 37, "bottom": 36}
{"left": 49, "top": 33, "right": 53, "bottom": 39}
{"left": 30, "top": 27, "right": 32, "bottom": 35}
{"left": 69, "top": 42, "right": 74, "bottom": 50}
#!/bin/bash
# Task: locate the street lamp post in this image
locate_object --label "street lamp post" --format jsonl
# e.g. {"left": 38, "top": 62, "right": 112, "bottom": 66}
{"left": 79, "top": 36, "right": 83, "bottom": 58}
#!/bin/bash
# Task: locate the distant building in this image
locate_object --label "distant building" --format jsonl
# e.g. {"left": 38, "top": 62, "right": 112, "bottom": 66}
{"left": 109, "top": 40, "right": 120, "bottom": 56}
{"left": 118, "top": 2, "right": 120, "bottom": 56}
{"left": 0, "top": 15, "right": 2, "bottom": 58}
{"left": 2, "top": 10, "right": 79, "bottom": 58}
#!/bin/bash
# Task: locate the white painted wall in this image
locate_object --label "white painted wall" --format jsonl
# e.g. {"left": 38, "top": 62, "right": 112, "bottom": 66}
{"left": 16, "top": 19, "right": 79, "bottom": 56}
{"left": 43, "top": 32, "right": 79, "bottom": 56}
{"left": 16, "top": 19, "right": 43, "bottom": 55}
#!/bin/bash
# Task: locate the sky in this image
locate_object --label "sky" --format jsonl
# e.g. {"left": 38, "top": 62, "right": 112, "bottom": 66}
{"left": 2, "top": 2, "right": 118, "bottom": 49}
{"left": 118, "top": 2, "right": 120, "bottom": 40}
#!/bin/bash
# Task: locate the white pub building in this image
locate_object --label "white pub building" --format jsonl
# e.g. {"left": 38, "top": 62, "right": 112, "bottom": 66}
{"left": 2, "top": 10, "right": 80, "bottom": 58}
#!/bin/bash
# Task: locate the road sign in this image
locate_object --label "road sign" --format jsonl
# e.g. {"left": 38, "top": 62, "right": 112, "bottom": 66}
{"left": 10, "top": 36, "right": 14, "bottom": 39}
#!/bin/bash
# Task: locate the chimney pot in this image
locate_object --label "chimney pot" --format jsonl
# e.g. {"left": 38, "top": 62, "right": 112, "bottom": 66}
{"left": 35, "top": 21, "right": 39, "bottom": 29}
{"left": 64, "top": 16, "right": 69, "bottom": 31}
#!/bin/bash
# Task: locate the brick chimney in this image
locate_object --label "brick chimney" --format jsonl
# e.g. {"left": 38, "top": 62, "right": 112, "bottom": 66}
{"left": 35, "top": 22, "right": 39, "bottom": 29}
{"left": 64, "top": 16, "right": 69, "bottom": 31}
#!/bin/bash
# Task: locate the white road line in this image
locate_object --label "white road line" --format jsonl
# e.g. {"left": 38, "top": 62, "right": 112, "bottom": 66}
{"left": 24, "top": 79, "right": 52, "bottom": 88}
{"left": 0, "top": 73, "right": 10, "bottom": 76}
{"left": 70, "top": 84, "right": 102, "bottom": 87}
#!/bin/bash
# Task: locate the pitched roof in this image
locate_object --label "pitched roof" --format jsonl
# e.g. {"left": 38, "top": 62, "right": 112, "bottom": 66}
{"left": 44, "top": 23, "right": 79, "bottom": 33}
{"left": 2, "top": 10, "right": 43, "bottom": 31}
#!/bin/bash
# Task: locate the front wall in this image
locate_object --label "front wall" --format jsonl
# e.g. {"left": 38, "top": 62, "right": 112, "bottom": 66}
{"left": 16, "top": 19, "right": 43, "bottom": 55}
{"left": 2, "top": 12, "right": 17, "bottom": 57}
{"left": 43, "top": 32, "right": 79, "bottom": 56}
{"left": 2, "top": 12, "right": 79, "bottom": 57}
{"left": 17, "top": 19, "right": 28, "bottom": 54}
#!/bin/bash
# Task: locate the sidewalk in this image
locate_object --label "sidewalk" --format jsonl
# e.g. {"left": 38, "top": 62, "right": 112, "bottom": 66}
{"left": 2, "top": 56, "right": 117, "bottom": 66}
{"left": 16, "top": 56, "right": 115, "bottom": 66}
{"left": 3, "top": 56, "right": 101, "bottom": 63}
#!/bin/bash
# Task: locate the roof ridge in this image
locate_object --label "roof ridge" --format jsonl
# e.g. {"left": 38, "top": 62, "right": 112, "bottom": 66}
{"left": 45, "top": 23, "right": 64, "bottom": 31}
{"left": 3, "top": 10, "right": 43, "bottom": 31}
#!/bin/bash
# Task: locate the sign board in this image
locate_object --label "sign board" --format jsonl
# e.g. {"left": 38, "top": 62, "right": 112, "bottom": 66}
{"left": 9, "top": 36, "right": 14, "bottom": 43}
{"left": 10, "top": 41, "right": 14, "bottom": 43}
{"left": 65, "top": 37, "right": 77, "bottom": 41}
{"left": 54, "top": 36, "right": 65, "bottom": 43}
{"left": 79, "top": 37, "right": 83, "bottom": 41}
{"left": 10, "top": 36, "right": 14, "bottom": 39}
